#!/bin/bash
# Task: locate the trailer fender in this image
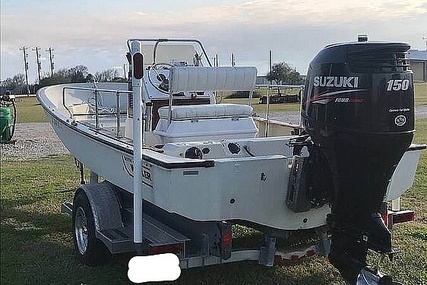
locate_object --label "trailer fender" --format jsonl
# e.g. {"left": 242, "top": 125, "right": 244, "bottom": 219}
{"left": 74, "top": 181, "right": 123, "bottom": 231}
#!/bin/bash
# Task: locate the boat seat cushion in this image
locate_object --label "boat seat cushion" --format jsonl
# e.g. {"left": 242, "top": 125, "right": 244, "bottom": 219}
{"left": 154, "top": 104, "right": 257, "bottom": 143}
{"left": 169, "top": 66, "right": 257, "bottom": 93}
{"left": 157, "top": 104, "right": 253, "bottom": 121}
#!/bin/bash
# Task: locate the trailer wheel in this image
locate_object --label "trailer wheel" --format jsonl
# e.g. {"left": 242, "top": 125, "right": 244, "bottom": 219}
{"left": 72, "top": 191, "right": 110, "bottom": 265}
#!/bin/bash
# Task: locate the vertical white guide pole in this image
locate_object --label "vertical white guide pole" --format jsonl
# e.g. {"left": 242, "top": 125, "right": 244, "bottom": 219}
{"left": 131, "top": 40, "right": 144, "bottom": 253}
{"left": 391, "top": 198, "right": 401, "bottom": 211}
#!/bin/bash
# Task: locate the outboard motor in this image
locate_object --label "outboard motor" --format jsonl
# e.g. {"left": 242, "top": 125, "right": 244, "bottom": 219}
{"left": 302, "top": 41, "right": 414, "bottom": 284}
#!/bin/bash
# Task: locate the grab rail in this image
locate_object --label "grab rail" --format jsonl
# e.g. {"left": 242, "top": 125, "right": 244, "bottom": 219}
{"left": 62, "top": 86, "right": 131, "bottom": 137}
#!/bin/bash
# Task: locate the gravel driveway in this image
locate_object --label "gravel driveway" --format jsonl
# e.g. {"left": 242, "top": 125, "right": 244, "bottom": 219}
{"left": 1, "top": 106, "right": 426, "bottom": 161}
{"left": 1, "top": 123, "right": 69, "bottom": 161}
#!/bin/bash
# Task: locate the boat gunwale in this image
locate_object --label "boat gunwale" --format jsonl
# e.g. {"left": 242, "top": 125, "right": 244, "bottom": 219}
{"left": 37, "top": 88, "right": 216, "bottom": 170}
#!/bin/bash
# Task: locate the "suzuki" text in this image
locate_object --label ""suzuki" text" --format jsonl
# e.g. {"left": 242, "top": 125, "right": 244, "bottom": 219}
{"left": 313, "top": 76, "right": 359, "bottom": 88}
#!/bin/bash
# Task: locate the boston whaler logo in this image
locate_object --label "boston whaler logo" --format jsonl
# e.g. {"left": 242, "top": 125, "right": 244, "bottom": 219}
{"left": 122, "top": 156, "right": 153, "bottom": 187}
{"left": 313, "top": 76, "right": 359, "bottom": 88}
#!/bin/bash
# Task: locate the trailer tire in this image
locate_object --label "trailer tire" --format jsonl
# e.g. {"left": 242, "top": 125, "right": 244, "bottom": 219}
{"left": 72, "top": 191, "right": 111, "bottom": 265}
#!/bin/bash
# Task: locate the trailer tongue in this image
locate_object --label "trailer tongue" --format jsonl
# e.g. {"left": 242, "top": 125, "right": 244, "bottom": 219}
{"left": 301, "top": 40, "right": 414, "bottom": 284}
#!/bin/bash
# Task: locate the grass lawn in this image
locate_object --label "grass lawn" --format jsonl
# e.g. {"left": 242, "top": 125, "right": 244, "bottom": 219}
{"left": 13, "top": 96, "right": 48, "bottom": 124}
{"left": 415, "top": 82, "right": 427, "bottom": 106}
{"left": 1, "top": 84, "right": 426, "bottom": 284}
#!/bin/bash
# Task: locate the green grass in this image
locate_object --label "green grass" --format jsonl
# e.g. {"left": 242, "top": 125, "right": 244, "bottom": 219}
{"left": 220, "top": 86, "right": 302, "bottom": 114}
{"left": 415, "top": 82, "right": 427, "bottom": 106}
{"left": 224, "top": 97, "right": 301, "bottom": 114}
{"left": 0, "top": 156, "right": 343, "bottom": 285}
{"left": 13, "top": 96, "right": 48, "bottom": 123}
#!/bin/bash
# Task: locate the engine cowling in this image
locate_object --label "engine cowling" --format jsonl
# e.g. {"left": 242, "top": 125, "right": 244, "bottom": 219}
{"left": 302, "top": 41, "right": 414, "bottom": 284}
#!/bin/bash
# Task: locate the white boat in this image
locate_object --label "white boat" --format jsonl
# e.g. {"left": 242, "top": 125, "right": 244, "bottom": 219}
{"left": 37, "top": 38, "right": 425, "bottom": 285}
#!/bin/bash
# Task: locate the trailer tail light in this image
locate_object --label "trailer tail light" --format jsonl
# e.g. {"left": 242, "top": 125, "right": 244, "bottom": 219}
{"left": 380, "top": 202, "right": 389, "bottom": 226}
{"left": 148, "top": 243, "right": 182, "bottom": 256}
{"left": 380, "top": 202, "right": 415, "bottom": 227}
{"left": 381, "top": 212, "right": 389, "bottom": 226}
{"left": 392, "top": 210, "right": 415, "bottom": 224}
{"left": 220, "top": 222, "right": 232, "bottom": 260}
{"left": 222, "top": 231, "right": 232, "bottom": 248}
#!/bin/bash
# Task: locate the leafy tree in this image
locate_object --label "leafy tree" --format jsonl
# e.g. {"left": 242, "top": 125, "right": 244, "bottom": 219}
{"left": 266, "top": 62, "right": 303, "bottom": 86}
{"left": 38, "top": 65, "right": 91, "bottom": 89}
{"left": 68, "top": 65, "right": 89, "bottom": 83}
{"left": 1, "top": 74, "right": 27, "bottom": 94}
{"left": 85, "top": 73, "right": 94, "bottom": 83}
{"left": 39, "top": 72, "right": 68, "bottom": 86}
{"left": 94, "top": 68, "right": 119, "bottom": 82}
{"left": 6, "top": 65, "right": 126, "bottom": 93}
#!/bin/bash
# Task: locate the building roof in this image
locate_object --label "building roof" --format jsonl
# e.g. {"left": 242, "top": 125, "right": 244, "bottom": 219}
{"left": 408, "top": 49, "right": 427, "bottom": 61}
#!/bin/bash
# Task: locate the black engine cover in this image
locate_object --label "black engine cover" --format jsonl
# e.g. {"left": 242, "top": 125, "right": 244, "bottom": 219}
{"left": 302, "top": 42, "right": 414, "bottom": 138}
{"left": 302, "top": 41, "right": 415, "bottom": 284}
{"left": 302, "top": 41, "right": 414, "bottom": 216}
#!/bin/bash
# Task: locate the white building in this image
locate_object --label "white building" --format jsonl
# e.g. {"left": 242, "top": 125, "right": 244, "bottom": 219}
{"left": 408, "top": 50, "right": 427, "bottom": 82}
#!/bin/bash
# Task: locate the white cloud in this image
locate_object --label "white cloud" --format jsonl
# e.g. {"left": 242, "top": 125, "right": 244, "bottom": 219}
{"left": 130, "top": 0, "right": 427, "bottom": 26}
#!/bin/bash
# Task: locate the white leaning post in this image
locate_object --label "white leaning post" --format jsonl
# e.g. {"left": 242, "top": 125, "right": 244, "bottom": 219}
{"left": 131, "top": 40, "right": 144, "bottom": 253}
{"left": 167, "top": 66, "right": 257, "bottom": 125}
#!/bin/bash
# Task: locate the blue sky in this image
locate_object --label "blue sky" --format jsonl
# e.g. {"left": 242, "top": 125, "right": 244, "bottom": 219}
{"left": 1, "top": 0, "right": 426, "bottom": 83}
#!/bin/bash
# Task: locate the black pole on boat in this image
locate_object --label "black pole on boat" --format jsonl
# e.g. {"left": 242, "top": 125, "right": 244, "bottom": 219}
{"left": 131, "top": 40, "right": 145, "bottom": 255}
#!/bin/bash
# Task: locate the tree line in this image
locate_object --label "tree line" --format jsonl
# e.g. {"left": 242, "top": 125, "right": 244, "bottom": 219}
{"left": 1, "top": 61, "right": 304, "bottom": 95}
{"left": 1, "top": 65, "right": 125, "bottom": 95}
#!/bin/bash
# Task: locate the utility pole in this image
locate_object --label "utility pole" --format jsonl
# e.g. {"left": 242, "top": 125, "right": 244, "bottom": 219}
{"left": 33, "top": 47, "right": 42, "bottom": 83}
{"left": 46, "top": 47, "right": 55, "bottom": 76}
{"left": 212, "top": 54, "right": 219, "bottom": 67}
{"left": 269, "top": 50, "right": 272, "bottom": 80}
{"left": 20, "top": 46, "right": 30, "bottom": 95}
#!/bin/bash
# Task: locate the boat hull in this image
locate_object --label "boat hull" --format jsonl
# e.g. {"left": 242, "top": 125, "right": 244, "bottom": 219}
{"left": 37, "top": 83, "right": 423, "bottom": 232}
{"left": 48, "top": 113, "right": 330, "bottom": 230}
